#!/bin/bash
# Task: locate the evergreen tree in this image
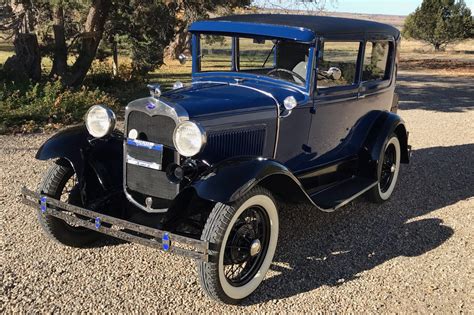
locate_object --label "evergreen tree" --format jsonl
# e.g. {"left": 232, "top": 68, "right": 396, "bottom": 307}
{"left": 403, "top": 0, "right": 473, "bottom": 51}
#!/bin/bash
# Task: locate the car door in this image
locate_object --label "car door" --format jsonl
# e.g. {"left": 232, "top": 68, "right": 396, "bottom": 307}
{"left": 307, "top": 40, "right": 363, "bottom": 164}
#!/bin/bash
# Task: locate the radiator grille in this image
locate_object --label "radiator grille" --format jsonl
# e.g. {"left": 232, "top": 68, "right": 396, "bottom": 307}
{"left": 126, "top": 164, "right": 177, "bottom": 199}
{"left": 207, "top": 127, "right": 266, "bottom": 161}
{"left": 126, "top": 111, "right": 175, "bottom": 147}
{"left": 125, "top": 111, "right": 178, "bottom": 204}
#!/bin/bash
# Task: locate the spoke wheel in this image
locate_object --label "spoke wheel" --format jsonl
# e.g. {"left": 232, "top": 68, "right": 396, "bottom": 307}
{"left": 380, "top": 143, "right": 396, "bottom": 193}
{"left": 37, "top": 159, "right": 101, "bottom": 247}
{"left": 367, "top": 134, "right": 401, "bottom": 203}
{"left": 198, "top": 186, "right": 279, "bottom": 304}
{"left": 223, "top": 206, "right": 270, "bottom": 287}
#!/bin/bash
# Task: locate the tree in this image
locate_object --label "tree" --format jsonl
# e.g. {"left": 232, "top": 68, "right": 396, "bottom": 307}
{"left": 1, "top": 0, "right": 113, "bottom": 86}
{"left": 165, "top": 0, "right": 251, "bottom": 59}
{"left": 402, "top": 0, "right": 473, "bottom": 51}
{"left": 253, "top": 0, "right": 337, "bottom": 14}
{"left": 104, "top": 0, "right": 177, "bottom": 77}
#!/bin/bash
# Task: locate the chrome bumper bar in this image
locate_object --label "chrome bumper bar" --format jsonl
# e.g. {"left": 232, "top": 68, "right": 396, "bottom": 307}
{"left": 21, "top": 187, "right": 213, "bottom": 262}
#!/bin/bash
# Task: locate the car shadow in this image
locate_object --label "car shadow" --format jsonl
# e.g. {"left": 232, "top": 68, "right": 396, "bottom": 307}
{"left": 397, "top": 73, "right": 474, "bottom": 113}
{"left": 245, "top": 143, "right": 473, "bottom": 304}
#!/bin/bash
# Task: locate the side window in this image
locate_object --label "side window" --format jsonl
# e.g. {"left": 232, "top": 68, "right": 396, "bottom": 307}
{"left": 317, "top": 41, "right": 361, "bottom": 88}
{"left": 362, "top": 41, "right": 392, "bottom": 82}
{"left": 200, "top": 35, "right": 232, "bottom": 72}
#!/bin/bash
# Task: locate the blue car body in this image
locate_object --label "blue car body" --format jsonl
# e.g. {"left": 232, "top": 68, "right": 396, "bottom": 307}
{"left": 34, "top": 14, "right": 410, "bottom": 227}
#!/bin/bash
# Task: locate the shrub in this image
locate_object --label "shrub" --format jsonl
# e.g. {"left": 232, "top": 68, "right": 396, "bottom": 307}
{"left": 0, "top": 80, "right": 120, "bottom": 134}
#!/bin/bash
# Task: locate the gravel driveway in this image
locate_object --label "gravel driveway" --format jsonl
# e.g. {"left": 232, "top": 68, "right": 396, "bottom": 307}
{"left": 1, "top": 71, "right": 473, "bottom": 313}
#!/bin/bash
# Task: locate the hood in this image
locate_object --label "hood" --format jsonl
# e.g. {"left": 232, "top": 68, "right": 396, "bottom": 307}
{"left": 160, "top": 80, "right": 307, "bottom": 119}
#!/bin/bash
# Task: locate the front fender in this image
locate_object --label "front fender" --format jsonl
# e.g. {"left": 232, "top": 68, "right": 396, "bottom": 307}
{"left": 36, "top": 125, "right": 123, "bottom": 192}
{"left": 36, "top": 125, "right": 90, "bottom": 176}
{"left": 192, "top": 157, "right": 313, "bottom": 205}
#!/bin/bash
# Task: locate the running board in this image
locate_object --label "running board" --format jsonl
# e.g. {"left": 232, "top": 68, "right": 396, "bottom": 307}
{"left": 310, "top": 177, "right": 377, "bottom": 211}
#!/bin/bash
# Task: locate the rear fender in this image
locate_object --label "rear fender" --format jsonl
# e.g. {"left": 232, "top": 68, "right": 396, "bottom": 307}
{"left": 360, "top": 112, "right": 410, "bottom": 179}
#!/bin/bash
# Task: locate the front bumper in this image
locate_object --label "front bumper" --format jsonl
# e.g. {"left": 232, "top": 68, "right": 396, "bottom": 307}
{"left": 21, "top": 187, "right": 213, "bottom": 262}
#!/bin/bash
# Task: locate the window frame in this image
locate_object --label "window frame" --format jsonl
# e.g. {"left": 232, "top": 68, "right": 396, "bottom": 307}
{"left": 192, "top": 33, "right": 316, "bottom": 93}
{"left": 235, "top": 36, "right": 278, "bottom": 72}
{"left": 314, "top": 39, "right": 364, "bottom": 94}
{"left": 360, "top": 39, "right": 395, "bottom": 84}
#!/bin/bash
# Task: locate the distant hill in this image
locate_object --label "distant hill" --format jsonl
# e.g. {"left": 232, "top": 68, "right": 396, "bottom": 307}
{"left": 325, "top": 12, "right": 406, "bottom": 29}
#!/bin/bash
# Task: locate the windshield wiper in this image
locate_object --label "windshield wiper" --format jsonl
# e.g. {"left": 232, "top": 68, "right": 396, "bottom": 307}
{"left": 262, "top": 41, "right": 278, "bottom": 68}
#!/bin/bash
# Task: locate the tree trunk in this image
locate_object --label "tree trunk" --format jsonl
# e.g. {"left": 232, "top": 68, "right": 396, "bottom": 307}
{"left": 434, "top": 43, "right": 441, "bottom": 51}
{"left": 165, "top": 28, "right": 190, "bottom": 59}
{"left": 4, "top": 33, "right": 41, "bottom": 82}
{"left": 112, "top": 40, "right": 118, "bottom": 77}
{"left": 63, "top": 0, "right": 111, "bottom": 87}
{"left": 50, "top": 6, "right": 68, "bottom": 78}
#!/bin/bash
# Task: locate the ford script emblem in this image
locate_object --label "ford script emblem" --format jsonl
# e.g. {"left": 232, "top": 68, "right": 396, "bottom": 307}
{"left": 146, "top": 103, "right": 156, "bottom": 110}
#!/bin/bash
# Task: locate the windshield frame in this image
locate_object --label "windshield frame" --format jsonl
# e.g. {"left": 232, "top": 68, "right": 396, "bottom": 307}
{"left": 191, "top": 33, "right": 315, "bottom": 93}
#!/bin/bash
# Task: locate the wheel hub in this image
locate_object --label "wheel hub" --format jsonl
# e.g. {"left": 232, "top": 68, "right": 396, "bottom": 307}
{"left": 250, "top": 239, "right": 261, "bottom": 257}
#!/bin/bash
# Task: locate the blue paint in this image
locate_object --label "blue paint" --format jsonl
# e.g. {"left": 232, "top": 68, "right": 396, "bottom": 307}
{"left": 190, "top": 21, "right": 315, "bottom": 43}
{"left": 146, "top": 102, "right": 156, "bottom": 110}
{"left": 95, "top": 217, "right": 101, "bottom": 229}
{"left": 40, "top": 196, "right": 47, "bottom": 213}
{"left": 127, "top": 139, "right": 163, "bottom": 151}
{"left": 162, "top": 232, "right": 171, "bottom": 251}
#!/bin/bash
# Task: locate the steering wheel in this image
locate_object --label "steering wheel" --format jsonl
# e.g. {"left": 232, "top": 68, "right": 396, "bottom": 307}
{"left": 267, "top": 68, "right": 306, "bottom": 84}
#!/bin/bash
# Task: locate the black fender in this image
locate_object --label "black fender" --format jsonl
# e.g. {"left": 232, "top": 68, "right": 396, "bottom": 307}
{"left": 192, "top": 157, "right": 314, "bottom": 205}
{"left": 365, "top": 111, "right": 410, "bottom": 163}
{"left": 36, "top": 125, "right": 124, "bottom": 198}
{"left": 358, "top": 111, "right": 410, "bottom": 179}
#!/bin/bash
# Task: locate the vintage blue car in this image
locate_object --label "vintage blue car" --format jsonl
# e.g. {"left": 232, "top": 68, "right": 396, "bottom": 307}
{"left": 22, "top": 14, "right": 410, "bottom": 304}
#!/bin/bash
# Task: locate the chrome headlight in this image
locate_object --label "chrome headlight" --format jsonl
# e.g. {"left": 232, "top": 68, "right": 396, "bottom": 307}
{"left": 85, "top": 105, "right": 116, "bottom": 138}
{"left": 173, "top": 121, "right": 206, "bottom": 157}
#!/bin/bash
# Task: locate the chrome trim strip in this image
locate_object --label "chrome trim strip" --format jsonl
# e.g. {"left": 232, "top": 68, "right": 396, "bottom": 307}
{"left": 126, "top": 155, "right": 162, "bottom": 171}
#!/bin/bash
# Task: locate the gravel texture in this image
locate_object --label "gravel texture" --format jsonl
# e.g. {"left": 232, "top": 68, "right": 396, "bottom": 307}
{"left": 1, "top": 71, "right": 473, "bottom": 313}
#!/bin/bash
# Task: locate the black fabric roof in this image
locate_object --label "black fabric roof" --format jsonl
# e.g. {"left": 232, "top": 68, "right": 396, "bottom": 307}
{"left": 210, "top": 14, "right": 400, "bottom": 38}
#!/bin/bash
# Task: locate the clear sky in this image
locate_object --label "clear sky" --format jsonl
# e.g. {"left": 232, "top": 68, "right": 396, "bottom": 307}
{"left": 252, "top": 0, "right": 474, "bottom": 16}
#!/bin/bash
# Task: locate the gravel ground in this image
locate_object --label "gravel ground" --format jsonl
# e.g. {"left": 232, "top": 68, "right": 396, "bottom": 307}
{"left": 1, "top": 70, "right": 473, "bottom": 313}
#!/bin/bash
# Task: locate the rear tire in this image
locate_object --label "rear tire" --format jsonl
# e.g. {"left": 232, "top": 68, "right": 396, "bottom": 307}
{"left": 368, "top": 134, "right": 401, "bottom": 203}
{"left": 37, "top": 159, "right": 101, "bottom": 247}
{"left": 198, "top": 186, "right": 279, "bottom": 304}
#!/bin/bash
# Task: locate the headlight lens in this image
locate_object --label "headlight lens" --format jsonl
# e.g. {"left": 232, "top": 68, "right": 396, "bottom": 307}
{"left": 85, "top": 105, "right": 116, "bottom": 138}
{"left": 173, "top": 121, "right": 206, "bottom": 157}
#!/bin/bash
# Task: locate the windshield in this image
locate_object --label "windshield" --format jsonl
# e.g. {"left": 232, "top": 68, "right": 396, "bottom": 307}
{"left": 199, "top": 34, "right": 311, "bottom": 87}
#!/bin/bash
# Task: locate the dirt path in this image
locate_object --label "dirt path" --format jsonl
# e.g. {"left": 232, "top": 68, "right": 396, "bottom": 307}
{"left": 1, "top": 71, "right": 473, "bottom": 313}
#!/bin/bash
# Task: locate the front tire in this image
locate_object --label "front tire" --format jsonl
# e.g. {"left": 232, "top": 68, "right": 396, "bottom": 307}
{"left": 368, "top": 134, "right": 401, "bottom": 203}
{"left": 198, "top": 187, "right": 279, "bottom": 304}
{"left": 37, "top": 159, "right": 101, "bottom": 247}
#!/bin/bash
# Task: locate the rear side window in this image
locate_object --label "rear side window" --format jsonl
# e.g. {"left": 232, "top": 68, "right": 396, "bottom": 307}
{"left": 317, "top": 41, "right": 361, "bottom": 88}
{"left": 362, "top": 41, "right": 392, "bottom": 82}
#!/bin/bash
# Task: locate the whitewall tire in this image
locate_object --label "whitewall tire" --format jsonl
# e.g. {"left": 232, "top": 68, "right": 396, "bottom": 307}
{"left": 198, "top": 186, "right": 279, "bottom": 304}
{"left": 368, "top": 134, "right": 401, "bottom": 203}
